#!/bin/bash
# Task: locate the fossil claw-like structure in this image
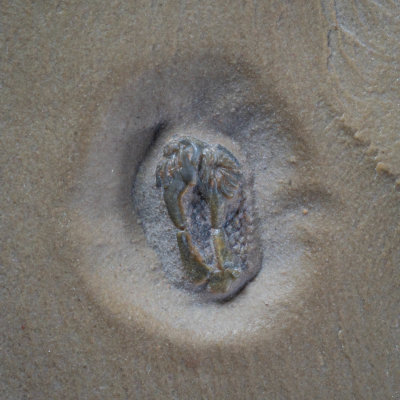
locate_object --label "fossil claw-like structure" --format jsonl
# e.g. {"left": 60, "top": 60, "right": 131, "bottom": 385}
{"left": 156, "top": 136, "right": 259, "bottom": 300}
{"left": 198, "top": 144, "right": 242, "bottom": 228}
{"left": 156, "top": 138, "right": 206, "bottom": 230}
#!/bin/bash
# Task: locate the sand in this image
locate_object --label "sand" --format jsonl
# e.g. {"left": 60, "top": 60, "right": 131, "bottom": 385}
{"left": 1, "top": 1, "right": 399, "bottom": 399}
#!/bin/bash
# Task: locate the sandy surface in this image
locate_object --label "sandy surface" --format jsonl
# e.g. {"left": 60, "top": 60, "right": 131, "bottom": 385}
{"left": 1, "top": 1, "right": 399, "bottom": 399}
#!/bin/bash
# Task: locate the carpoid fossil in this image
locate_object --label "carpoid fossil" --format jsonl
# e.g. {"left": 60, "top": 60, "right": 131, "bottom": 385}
{"left": 156, "top": 136, "right": 260, "bottom": 300}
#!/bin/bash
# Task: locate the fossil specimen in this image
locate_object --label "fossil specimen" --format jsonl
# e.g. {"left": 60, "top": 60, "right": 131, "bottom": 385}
{"left": 156, "top": 137, "right": 260, "bottom": 300}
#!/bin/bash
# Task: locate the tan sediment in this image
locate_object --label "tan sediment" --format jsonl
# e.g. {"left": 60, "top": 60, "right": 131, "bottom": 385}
{"left": 2, "top": 1, "right": 399, "bottom": 399}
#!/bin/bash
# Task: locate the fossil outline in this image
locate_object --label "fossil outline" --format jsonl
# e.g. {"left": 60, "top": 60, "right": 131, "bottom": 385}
{"left": 156, "top": 136, "right": 253, "bottom": 296}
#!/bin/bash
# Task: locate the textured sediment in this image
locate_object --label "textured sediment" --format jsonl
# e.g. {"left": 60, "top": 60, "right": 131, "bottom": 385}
{"left": 1, "top": 1, "right": 399, "bottom": 399}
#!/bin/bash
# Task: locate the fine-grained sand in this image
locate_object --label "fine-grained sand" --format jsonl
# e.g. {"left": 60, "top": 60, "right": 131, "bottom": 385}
{"left": 2, "top": 1, "right": 399, "bottom": 399}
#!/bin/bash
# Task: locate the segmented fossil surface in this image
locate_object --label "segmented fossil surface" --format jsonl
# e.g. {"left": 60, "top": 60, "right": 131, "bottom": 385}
{"left": 155, "top": 137, "right": 261, "bottom": 300}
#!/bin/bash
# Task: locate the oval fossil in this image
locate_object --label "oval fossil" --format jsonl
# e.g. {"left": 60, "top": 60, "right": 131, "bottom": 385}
{"left": 155, "top": 136, "right": 261, "bottom": 300}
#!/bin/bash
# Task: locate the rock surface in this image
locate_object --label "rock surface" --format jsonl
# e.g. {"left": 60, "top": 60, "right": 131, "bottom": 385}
{"left": 1, "top": 1, "right": 399, "bottom": 399}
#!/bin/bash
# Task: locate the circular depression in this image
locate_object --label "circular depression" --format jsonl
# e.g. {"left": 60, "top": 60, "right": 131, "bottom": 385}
{"left": 69, "top": 59, "right": 331, "bottom": 345}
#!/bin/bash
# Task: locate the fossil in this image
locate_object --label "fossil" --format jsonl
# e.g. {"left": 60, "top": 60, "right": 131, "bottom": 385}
{"left": 156, "top": 136, "right": 260, "bottom": 300}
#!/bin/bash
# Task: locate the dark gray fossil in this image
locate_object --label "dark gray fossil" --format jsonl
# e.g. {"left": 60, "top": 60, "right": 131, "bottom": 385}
{"left": 156, "top": 136, "right": 260, "bottom": 300}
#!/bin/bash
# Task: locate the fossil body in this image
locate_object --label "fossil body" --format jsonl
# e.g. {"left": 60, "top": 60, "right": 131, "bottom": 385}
{"left": 156, "top": 137, "right": 260, "bottom": 300}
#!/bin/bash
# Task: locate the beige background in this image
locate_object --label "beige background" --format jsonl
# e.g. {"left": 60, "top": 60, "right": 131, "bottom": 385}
{"left": 2, "top": 1, "right": 399, "bottom": 399}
